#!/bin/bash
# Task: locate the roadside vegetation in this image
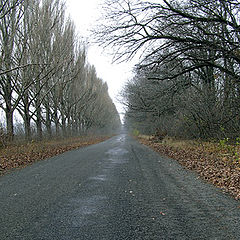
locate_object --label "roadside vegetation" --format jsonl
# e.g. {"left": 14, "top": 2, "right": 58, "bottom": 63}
{"left": 0, "top": 0, "right": 121, "bottom": 173}
{"left": 0, "top": 0, "right": 121, "bottom": 142}
{"left": 95, "top": 0, "right": 240, "bottom": 140}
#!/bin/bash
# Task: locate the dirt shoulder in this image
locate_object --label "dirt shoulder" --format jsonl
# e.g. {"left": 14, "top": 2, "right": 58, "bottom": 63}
{"left": 138, "top": 136, "right": 240, "bottom": 200}
{"left": 0, "top": 136, "right": 110, "bottom": 176}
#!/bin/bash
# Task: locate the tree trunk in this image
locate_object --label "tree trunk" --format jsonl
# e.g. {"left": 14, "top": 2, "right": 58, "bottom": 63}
{"left": 67, "top": 115, "right": 72, "bottom": 136}
{"left": 45, "top": 105, "right": 52, "bottom": 138}
{"left": 22, "top": 92, "right": 31, "bottom": 140}
{"left": 5, "top": 75, "right": 14, "bottom": 141}
{"left": 54, "top": 111, "right": 59, "bottom": 137}
{"left": 5, "top": 109, "right": 14, "bottom": 141}
{"left": 61, "top": 112, "right": 66, "bottom": 136}
{"left": 35, "top": 76, "right": 42, "bottom": 140}
{"left": 24, "top": 116, "right": 31, "bottom": 140}
{"left": 36, "top": 103, "right": 42, "bottom": 140}
{"left": 23, "top": 105, "right": 31, "bottom": 141}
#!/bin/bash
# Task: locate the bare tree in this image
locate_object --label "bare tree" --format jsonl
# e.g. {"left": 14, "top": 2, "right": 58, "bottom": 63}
{"left": 0, "top": 0, "right": 26, "bottom": 140}
{"left": 0, "top": 0, "right": 121, "bottom": 141}
{"left": 96, "top": 0, "right": 240, "bottom": 139}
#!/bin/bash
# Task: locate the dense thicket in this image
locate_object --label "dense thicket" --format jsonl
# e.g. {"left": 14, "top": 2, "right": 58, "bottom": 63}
{"left": 0, "top": 0, "right": 121, "bottom": 141}
{"left": 96, "top": 0, "right": 240, "bottom": 140}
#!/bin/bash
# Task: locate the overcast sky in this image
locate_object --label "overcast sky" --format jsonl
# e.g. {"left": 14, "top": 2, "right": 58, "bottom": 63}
{"left": 66, "top": 0, "right": 136, "bottom": 115}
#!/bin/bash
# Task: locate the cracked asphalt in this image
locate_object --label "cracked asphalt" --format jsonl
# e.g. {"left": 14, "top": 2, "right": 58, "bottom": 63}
{"left": 0, "top": 134, "right": 240, "bottom": 239}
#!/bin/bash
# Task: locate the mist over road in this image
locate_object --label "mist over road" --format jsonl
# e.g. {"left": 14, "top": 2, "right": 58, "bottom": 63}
{"left": 0, "top": 134, "right": 239, "bottom": 239}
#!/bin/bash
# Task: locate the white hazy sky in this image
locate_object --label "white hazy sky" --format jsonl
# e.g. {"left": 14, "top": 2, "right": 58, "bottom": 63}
{"left": 66, "top": 0, "right": 136, "bottom": 115}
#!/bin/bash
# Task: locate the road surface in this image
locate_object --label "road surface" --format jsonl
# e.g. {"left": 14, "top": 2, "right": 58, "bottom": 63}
{"left": 0, "top": 134, "right": 240, "bottom": 239}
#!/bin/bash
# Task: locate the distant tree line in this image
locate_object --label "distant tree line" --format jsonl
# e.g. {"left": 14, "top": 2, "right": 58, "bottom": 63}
{"left": 96, "top": 0, "right": 240, "bottom": 140}
{"left": 0, "top": 0, "right": 121, "bottom": 141}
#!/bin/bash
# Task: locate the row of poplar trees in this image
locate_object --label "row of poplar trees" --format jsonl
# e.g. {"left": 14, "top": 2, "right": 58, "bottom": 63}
{"left": 96, "top": 0, "right": 240, "bottom": 140}
{"left": 0, "top": 0, "right": 121, "bottom": 141}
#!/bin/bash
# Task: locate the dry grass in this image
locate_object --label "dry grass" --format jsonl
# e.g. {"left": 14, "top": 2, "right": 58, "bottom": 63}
{"left": 0, "top": 135, "right": 110, "bottom": 176}
{"left": 161, "top": 137, "right": 197, "bottom": 148}
{"left": 138, "top": 134, "right": 155, "bottom": 140}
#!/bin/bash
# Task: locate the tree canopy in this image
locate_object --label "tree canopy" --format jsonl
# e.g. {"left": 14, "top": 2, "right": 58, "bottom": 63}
{"left": 0, "top": 0, "right": 121, "bottom": 141}
{"left": 95, "top": 0, "right": 240, "bottom": 139}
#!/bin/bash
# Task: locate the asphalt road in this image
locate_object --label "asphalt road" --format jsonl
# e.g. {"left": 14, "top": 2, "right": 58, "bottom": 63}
{"left": 0, "top": 134, "right": 240, "bottom": 240}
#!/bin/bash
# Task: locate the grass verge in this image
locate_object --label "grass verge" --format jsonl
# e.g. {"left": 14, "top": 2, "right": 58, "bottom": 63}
{"left": 0, "top": 135, "right": 110, "bottom": 176}
{"left": 138, "top": 135, "right": 240, "bottom": 200}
